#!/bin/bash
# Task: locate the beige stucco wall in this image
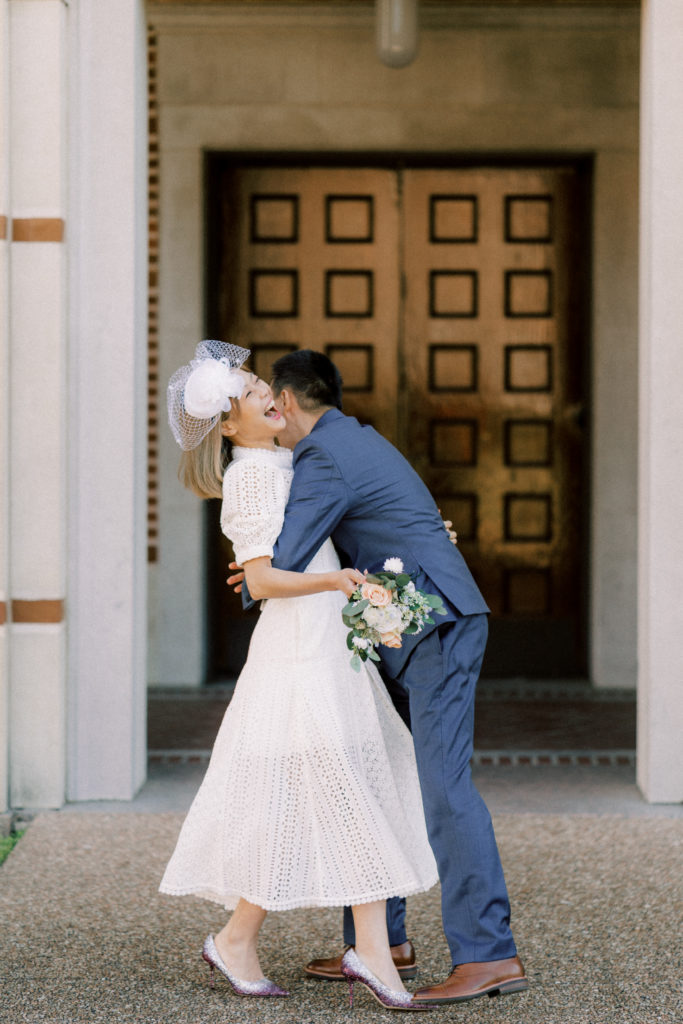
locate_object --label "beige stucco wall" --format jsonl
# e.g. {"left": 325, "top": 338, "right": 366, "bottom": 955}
{"left": 149, "top": 2, "right": 640, "bottom": 690}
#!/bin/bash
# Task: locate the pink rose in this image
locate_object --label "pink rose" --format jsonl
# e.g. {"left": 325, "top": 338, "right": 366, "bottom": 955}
{"left": 361, "top": 582, "right": 392, "bottom": 607}
{"left": 379, "top": 629, "right": 403, "bottom": 649}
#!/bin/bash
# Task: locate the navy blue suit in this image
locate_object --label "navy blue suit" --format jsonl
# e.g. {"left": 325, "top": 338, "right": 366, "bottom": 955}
{"left": 248, "top": 410, "right": 516, "bottom": 965}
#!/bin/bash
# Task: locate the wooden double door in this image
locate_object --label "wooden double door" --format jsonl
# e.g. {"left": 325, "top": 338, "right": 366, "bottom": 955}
{"left": 207, "top": 160, "right": 589, "bottom": 679}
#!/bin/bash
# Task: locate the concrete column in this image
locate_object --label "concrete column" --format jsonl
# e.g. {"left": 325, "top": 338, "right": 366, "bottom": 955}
{"left": 67, "top": 0, "right": 148, "bottom": 800}
{"left": 637, "top": 0, "right": 683, "bottom": 802}
{"left": 0, "top": 0, "right": 10, "bottom": 813}
{"left": 7, "top": 0, "right": 68, "bottom": 809}
{"left": 591, "top": 151, "right": 639, "bottom": 690}
{"left": 153, "top": 147, "right": 206, "bottom": 688}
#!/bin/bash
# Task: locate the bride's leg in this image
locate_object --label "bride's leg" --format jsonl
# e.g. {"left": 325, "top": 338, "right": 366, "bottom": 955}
{"left": 352, "top": 900, "right": 406, "bottom": 992}
{"left": 214, "top": 898, "right": 268, "bottom": 981}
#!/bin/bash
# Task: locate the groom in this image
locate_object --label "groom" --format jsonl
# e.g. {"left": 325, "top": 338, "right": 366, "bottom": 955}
{"left": 234, "top": 349, "right": 528, "bottom": 1005}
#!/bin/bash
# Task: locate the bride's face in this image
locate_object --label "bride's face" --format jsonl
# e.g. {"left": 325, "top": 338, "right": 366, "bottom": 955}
{"left": 221, "top": 369, "right": 286, "bottom": 447}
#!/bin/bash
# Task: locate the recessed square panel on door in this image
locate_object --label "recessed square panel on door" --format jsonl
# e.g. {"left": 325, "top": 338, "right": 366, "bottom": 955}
{"left": 402, "top": 166, "right": 588, "bottom": 677}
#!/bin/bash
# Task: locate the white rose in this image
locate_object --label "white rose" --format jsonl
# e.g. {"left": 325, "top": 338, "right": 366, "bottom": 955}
{"left": 183, "top": 360, "right": 245, "bottom": 419}
{"left": 383, "top": 557, "right": 404, "bottom": 573}
{"left": 352, "top": 636, "right": 369, "bottom": 650}
{"left": 362, "top": 603, "right": 404, "bottom": 633}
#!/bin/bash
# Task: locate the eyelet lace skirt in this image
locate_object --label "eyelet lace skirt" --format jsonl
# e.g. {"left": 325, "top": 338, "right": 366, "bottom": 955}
{"left": 159, "top": 540, "right": 438, "bottom": 911}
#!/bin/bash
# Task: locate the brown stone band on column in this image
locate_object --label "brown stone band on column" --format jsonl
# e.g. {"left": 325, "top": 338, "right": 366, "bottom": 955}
{"left": 0, "top": 216, "right": 7, "bottom": 240}
{"left": 12, "top": 218, "right": 65, "bottom": 243}
{"left": 0, "top": 602, "right": 6, "bottom": 625}
{"left": 11, "top": 599, "right": 65, "bottom": 623}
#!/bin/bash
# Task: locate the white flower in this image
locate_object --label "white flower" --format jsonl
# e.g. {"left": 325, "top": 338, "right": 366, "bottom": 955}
{"left": 383, "top": 557, "right": 404, "bottom": 573}
{"left": 403, "top": 581, "right": 416, "bottom": 595}
{"left": 352, "top": 636, "right": 369, "bottom": 649}
{"left": 183, "top": 360, "right": 245, "bottom": 419}
{"left": 362, "top": 603, "right": 404, "bottom": 633}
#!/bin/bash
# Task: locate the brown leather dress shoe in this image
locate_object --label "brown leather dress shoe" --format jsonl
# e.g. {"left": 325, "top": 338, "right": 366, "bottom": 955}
{"left": 413, "top": 955, "right": 528, "bottom": 1003}
{"left": 305, "top": 940, "right": 417, "bottom": 981}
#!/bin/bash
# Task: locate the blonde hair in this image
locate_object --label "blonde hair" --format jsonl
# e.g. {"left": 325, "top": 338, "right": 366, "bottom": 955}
{"left": 178, "top": 411, "right": 231, "bottom": 499}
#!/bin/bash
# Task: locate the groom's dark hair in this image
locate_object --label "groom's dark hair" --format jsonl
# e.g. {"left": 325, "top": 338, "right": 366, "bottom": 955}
{"left": 271, "top": 349, "right": 343, "bottom": 411}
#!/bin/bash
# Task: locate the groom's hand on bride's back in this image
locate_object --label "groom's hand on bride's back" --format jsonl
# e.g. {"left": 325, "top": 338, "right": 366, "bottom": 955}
{"left": 227, "top": 562, "right": 245, "bottom": 593}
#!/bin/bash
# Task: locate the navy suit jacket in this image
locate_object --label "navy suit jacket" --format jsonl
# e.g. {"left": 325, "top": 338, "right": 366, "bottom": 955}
{"left": 244, "top": 409, "right": 489, "bottom": 676}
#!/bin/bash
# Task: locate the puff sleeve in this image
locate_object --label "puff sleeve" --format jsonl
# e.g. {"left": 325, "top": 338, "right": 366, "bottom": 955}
{"left": 220, "top": 457, "right": 289, "bottom": 565}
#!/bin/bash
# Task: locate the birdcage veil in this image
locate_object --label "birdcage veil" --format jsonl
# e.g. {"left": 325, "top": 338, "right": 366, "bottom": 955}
{"left": 167, "top": 340, "right": 251, "bottom": 451}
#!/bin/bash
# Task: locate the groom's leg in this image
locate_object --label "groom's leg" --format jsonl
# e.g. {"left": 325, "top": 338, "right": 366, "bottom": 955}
{"left": 343, "top": 898, "right": 407, "bottom": 946}
{"left": 399, "top": 615, "right": 517, "bottom": 966}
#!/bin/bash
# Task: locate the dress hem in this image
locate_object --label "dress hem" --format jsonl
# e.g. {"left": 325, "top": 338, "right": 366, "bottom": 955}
{"left": 158, "top": 874, "right": 439, "bottom": 913}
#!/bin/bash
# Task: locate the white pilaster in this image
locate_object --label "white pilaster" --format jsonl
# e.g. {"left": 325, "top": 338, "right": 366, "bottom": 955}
{"left": 8, "top": 0, "right": 68, "bottom": 809}
{"left": 637, "top": 0, "right": 683, "bottom": 802}
{"left": 67, "top": 0, "right": 148, "bottom": 799}
{"left": 0, "top": 0, "right": 10, "bottom": 814}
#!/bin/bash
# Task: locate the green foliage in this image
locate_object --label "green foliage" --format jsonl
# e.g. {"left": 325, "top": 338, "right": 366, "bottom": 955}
{"left": 0, "top": 830, "right": 25, "bottom": 867}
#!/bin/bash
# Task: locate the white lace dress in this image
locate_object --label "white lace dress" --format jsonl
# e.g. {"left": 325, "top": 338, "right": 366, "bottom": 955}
{"left": 159, "top": 445, "right": 438, "bottom": 911}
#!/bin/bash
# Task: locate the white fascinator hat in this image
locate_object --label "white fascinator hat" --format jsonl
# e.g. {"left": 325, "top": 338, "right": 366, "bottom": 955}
{"left": 167, "top": 340, "right": 251, "bottom": 451}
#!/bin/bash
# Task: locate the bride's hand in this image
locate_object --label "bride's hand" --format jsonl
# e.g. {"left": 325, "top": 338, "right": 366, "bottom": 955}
{"left": 335, "top": 568, "right": 366, "bottom": 598}
{"left": 227, "top": 561, "right": 245, "bottom": 594}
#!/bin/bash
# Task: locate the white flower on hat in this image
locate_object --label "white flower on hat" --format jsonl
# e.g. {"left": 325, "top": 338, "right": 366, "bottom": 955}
{"left": 383, "top": 557, "right": 404, "bottom": 573}
{"left": 183, "top": 360, "right": 245, "bottom": 419}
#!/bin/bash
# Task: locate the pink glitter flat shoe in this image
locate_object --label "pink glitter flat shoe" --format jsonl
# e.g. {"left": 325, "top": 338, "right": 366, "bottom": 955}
{"left": 341, "top": 948, "right": 432, "bottom": 1012}
{"left": 201, "top": 934, "right": 289, "bottom": 997}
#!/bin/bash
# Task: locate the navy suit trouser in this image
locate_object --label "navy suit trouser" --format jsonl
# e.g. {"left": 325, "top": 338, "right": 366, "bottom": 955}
{"left": 343, "top": 614, "right": 517, "bottom": 965}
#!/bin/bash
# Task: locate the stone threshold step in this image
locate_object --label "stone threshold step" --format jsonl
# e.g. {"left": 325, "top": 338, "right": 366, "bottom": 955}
{"left": 148, "top": 749, "right": 636, "bottom": 768}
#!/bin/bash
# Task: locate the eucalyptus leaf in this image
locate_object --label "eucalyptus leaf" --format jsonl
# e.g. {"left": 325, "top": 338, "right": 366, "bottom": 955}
{"left": 396, "top": 574, "right": 411, "bottom": 587}
{"left": 368, "top": 648, "right": 381, "bottom": 661}
{"left": 350, "top": 654, "right": 362, "bottom": 673}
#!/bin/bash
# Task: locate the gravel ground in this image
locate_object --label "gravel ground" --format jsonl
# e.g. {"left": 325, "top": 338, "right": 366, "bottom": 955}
{"left": 1, "top": 812, "right": 682, "bottom": 1024}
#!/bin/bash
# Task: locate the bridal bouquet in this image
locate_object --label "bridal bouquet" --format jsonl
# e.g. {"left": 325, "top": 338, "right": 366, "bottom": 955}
{"left": 342, "top": 558, "right": 447, "bottom": 671}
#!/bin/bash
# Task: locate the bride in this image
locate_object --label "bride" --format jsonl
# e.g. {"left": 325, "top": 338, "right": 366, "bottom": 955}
{"left": 160, "top": 341, "right": 438, "bottom": 1011}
